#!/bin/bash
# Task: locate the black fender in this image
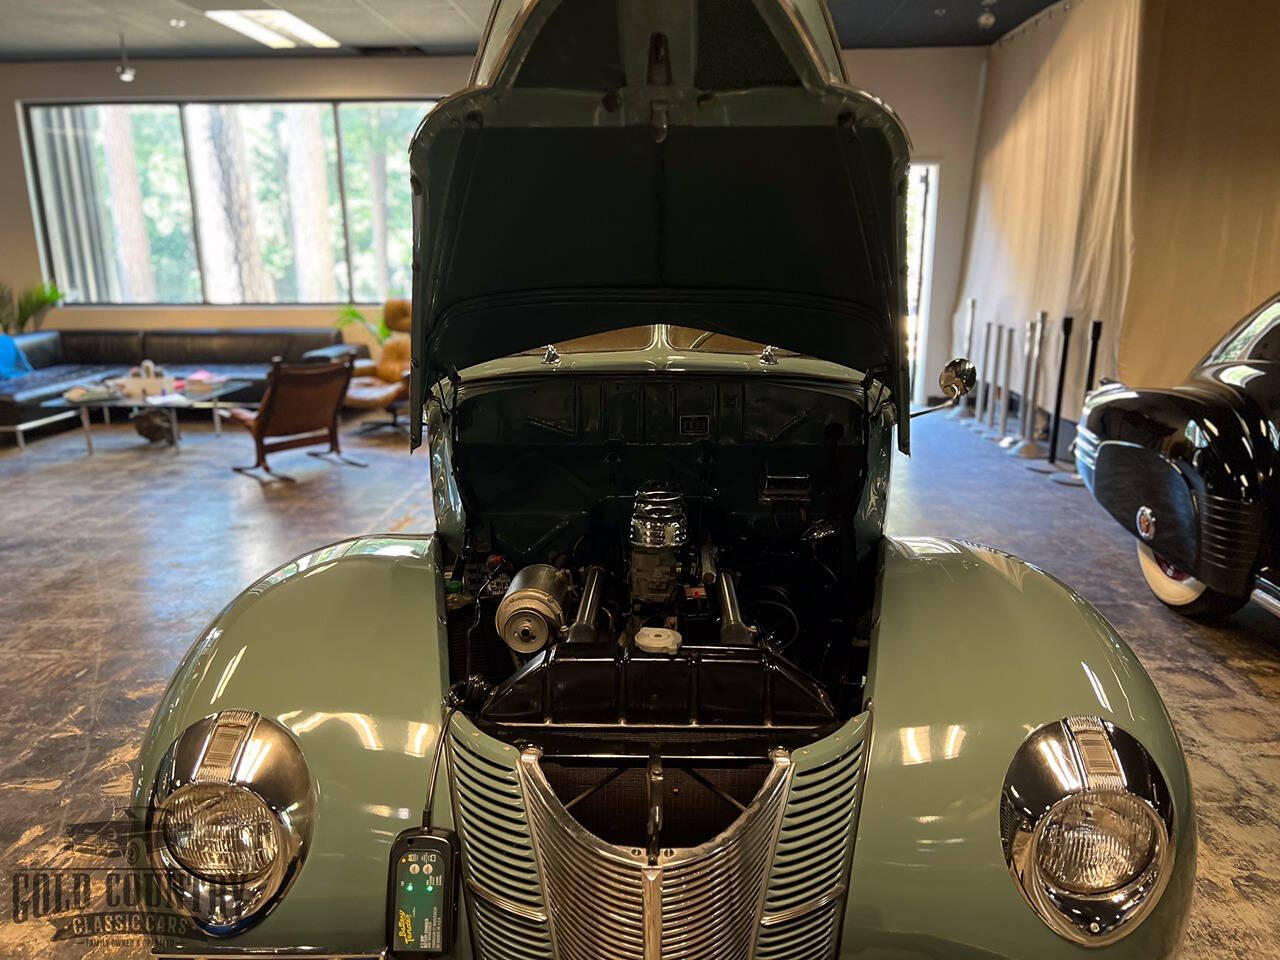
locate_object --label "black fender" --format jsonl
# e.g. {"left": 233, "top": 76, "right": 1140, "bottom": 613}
{"left": 1076, "top": 379, "right": 1272, "bottom": 595}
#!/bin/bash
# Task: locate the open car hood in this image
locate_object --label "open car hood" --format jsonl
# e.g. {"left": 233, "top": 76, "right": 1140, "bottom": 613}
{"left": 410, "top": 0, "right": 912, "bottom": 449}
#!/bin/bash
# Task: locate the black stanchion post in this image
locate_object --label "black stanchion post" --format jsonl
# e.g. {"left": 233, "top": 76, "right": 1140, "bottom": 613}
{"left": 1084, "top": 320, "right": 1102, "bottom": 393}
{"left": 1049, "top": 320, "right": 1105, "bottom": 488}
{"left": 1047, "top": 316, "right": 1074, "bottom": 465}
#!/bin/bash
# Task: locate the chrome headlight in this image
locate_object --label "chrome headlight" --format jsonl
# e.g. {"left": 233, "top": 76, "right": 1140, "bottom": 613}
{"left": 161, "top": 783, "right": 281, "bottom": 882}
{"left": 1001, "top": 716, "right": 1174, "bottom": 947}
{"left": 148, "top": 710, "right": 314, "bottom": 935}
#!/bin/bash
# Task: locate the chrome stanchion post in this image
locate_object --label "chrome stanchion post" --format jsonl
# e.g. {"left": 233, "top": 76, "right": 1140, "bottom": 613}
{"left": 997, "top": 326, "right": 1016, "bottom": 444}
{"left": 982, "top": 325, "right": 1005, "bottom": 437}
{"left": 1052, "top": 319, "right": 1104, "bottom": 487}
{"left": 971, "top": 321, "right": 995, "bottom": 428}
{"left": 951, "top": 298, "right": 977, "bottom": 420}
{"left": 1009, "top": 311, "right": 1047, "bottom": 458}
{"left": 1030, "top": 315, "right": 1075, "bottom": 473}
{"left": 1009, "top": 315, "right": 1034, "bottom": 442}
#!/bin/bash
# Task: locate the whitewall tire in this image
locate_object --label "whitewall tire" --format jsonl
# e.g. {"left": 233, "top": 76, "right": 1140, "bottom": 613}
{"left": 1135, "top": 541, "right": 1247, "bottom": 620}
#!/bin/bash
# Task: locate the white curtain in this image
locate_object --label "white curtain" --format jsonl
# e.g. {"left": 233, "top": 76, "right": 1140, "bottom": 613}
{"left": 1120, "top": 0, "right": 1280, "bottom": 388}
{"left": 951, "top": 0, "right": 1140, "bottom": 415}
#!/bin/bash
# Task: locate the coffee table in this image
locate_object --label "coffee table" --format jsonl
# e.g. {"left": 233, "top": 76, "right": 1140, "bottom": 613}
{"left": 42, "top": 381, "right": 252, "bottom": 455}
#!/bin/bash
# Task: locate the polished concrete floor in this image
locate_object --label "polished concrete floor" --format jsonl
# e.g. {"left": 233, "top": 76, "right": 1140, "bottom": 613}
{"left": 0, "top": 413, "right": 1277, "bottom": 957}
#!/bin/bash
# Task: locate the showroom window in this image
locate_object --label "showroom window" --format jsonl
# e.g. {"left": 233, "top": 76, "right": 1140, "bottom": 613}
{"left": 25, "top": 99, "right": 436, "bottom": 305}
{"left": 28, "top": 104, "right": 202, "bottom": 304}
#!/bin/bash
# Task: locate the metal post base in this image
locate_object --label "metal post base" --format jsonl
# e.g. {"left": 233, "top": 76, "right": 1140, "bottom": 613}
{"left": 1026, "top": 461, "right": 1069, "bottom": 474}
{"left": 1007, "top": 439, "right": 1046, "bottom": 458}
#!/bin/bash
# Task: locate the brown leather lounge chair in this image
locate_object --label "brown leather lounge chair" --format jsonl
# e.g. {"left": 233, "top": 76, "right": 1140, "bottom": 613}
{"left": 226, "top": 356, "right": 364, "bottom": 481}
{"left": 345, "top": 298, "right": 412, "bottom": 433}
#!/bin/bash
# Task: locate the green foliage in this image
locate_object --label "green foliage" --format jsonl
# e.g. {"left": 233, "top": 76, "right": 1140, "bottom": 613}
{"left": 335, "top": 304, "right": 391, "bottom": 343}
{"left": 0, "top": 284, "right": 14, "bottom": 335}
{"left": 82, "top": 106, "right": 200, "bottom": 303}
{"left": 130, "top": 107, "right": 201, "bottom": 302}
{"left": 338, "top": 102, "right": 427, "bottom": 301}
{"left": 0, "top": 282, "right": 63, "bottom": 333}
{"left": 19, "top": 282, "right": 63, "bottom": 331}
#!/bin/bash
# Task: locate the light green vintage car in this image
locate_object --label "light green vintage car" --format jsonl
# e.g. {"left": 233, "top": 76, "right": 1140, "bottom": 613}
{"left": 131, "top": 1, "right": 1195, "bottom": 958}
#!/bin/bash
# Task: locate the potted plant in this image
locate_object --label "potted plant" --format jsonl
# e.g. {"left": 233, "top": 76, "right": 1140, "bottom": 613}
{"left": 334, "top": 305, "right": 391, "bottom": 358}
{"left": 0, "top": 282, "right": 64, "bottom": 334}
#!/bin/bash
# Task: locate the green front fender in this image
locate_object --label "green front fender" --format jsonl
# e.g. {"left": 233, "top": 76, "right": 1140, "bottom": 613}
{"left": 843, "top": 537, "right": 1195, "bottom": 959}
{"left": 131, "top": 535, "right": 457, "bottom": 955}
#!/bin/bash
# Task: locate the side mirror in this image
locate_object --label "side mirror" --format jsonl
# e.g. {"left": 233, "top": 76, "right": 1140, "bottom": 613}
{"left": 910, "top": 358, "right": 978, "bottom": 419}
{"left": 939, "top": 358, "right": 977, "bottom": 400}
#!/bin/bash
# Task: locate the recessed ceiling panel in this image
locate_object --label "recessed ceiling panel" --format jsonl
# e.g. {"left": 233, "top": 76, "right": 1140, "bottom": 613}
{"left": 829, "top": 0, "right": 1061, "bottom": 48}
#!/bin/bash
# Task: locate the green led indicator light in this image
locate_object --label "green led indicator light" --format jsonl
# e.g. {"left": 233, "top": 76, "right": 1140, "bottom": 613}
{"left": 406, "top": 884, "right": 413, "bottom": 892}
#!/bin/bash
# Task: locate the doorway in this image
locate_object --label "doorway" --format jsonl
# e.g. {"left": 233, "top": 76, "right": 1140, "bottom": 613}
{"left": 905, "top": 162, "right": 939, "bottom": 402}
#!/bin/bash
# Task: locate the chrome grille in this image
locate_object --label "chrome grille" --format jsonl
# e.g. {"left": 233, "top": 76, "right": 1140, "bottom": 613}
{"left": 447, "top": 715, "right": 554, "bottom": 960}
{"left": 520, "top": 749, "right": 791, "bottom": 960}
{"left": 1074, "top": 426, "right": 1099, "bottom": 469}
{"left": 1197, "top": 493, "right": 1263, "bottom": 573}
{"left": 449, "top": 714, "right": 868, "bottom": 960}
{"left": 756, "top": 715, "right": 868, "bottom": 960}
{"left": 756, "top": 899, "right": 841, "bottom": 959}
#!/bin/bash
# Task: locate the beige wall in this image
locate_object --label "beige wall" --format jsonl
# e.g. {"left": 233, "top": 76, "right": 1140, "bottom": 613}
{"left": 0, "top": 54, "right": 472, "bottom": 331}
{"left": 844, "top": 47, "right": 988, "bottom": 402}
{"left": 1119, "top": 0, "right": 1280, "bottom": 387}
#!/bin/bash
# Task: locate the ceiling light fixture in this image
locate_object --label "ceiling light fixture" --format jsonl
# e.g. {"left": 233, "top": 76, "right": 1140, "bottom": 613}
{"left": 205, "top": 10, "right": 294, "bottom": 48}
{"left": 204, "top": 10, "right": 340, "bottom": 49}
{"left": 169, "top": 17, "right": 187, "bottom": 28}
{"left": 116, "top": 32, "right": 136, "bottom": 82}
{"left": 978, "top": 11, "right": 997, "bottom": 28}
{"left": 250, "top": 10, "right": 341, "bottom": 48}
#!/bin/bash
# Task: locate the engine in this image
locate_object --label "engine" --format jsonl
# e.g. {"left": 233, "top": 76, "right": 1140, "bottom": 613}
{"left": 448, "top": 486, "right": 866, "bottom": 750}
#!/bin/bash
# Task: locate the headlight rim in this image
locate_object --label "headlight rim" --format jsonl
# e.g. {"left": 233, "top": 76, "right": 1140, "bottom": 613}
{"left": 146, "top": 710, "right": 314, "bottom": 937}
{"left": 1001, "top": 717, "right": 1175, "bottom": 948}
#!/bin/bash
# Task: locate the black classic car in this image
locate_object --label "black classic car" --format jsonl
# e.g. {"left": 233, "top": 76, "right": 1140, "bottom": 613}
{"left": 1077, "top": 292, "right": 1280, "bottom": 619}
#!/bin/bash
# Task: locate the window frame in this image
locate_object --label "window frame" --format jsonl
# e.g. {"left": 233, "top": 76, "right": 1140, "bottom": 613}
{"left": 22, "top": 96, "right": 437, "bottom": 308}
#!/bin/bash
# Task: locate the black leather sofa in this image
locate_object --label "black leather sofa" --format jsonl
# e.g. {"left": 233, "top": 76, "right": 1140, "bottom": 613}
{"left": 1, "top": 327, "right": 356, "bottom": 448}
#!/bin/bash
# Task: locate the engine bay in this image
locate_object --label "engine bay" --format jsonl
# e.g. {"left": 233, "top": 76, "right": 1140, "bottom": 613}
{"left": 441, "top": 375, "right": 881, "bottom": 749}
{"left": 439, "top": 374, "right": 878, "bottom": 851}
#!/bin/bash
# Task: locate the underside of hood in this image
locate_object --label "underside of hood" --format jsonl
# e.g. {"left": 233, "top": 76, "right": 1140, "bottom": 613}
{"left": 410, "top": 0, "right": 911, "bottom": 450}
